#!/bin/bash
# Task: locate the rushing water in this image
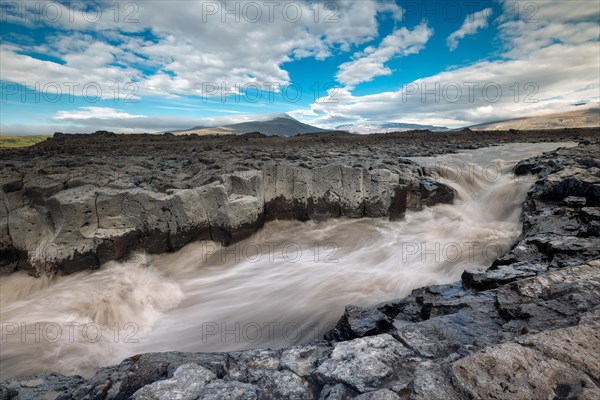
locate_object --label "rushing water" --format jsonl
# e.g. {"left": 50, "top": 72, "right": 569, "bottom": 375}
{"left": 0, "top": 142, "right": 574, "bottom": 379}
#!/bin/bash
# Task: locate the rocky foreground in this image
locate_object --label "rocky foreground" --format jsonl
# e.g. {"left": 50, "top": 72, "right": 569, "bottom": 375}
{"left": 1, "top": 128, "right": 597, "bottom": 276}
{"left": 1, "top": 136, "right": 599, "bottom": 399}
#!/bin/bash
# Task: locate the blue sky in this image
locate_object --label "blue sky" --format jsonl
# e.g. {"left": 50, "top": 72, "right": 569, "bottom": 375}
{"left": 1, "top": 0, "right": 599, "bottom": 134}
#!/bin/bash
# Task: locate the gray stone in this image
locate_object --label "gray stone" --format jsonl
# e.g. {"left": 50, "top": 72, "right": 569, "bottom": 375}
{"left": 580, "top": 207, "right": 600, "bottom": 222}
{"left": 253, "top": 370, "right": 314, "bottom": 400}
{"left": 560, "top": 195, "right": 587, "bottom": 206}
{"left": 197, "top": 380, "right": 258, "bottom": 400}
{"left": 495, "top": 263, "right": 600, "bottom": 332}
{"left": 0, "top": 373, "right": 84, "bottom": 400}
{"left": 132, "top": 363, "right": 216, "bottom": 400}
{"left": 517, "top": 319, "right": 600, "bottom": 378}
{"left": 324, "top": 305, "right": 395, "bottom": 341}
{"left": 461, "top": 262, "right": 547, "bottom": 290}
{"left": 354, "top": 389, "right": 401, "bottom": 399}
{"left": 410, "top": 362, "right": 461, "bottom": 400}
{"left": 393, "top": 309, "right": 504, "bottom": 358}
{"left": 314, "top": 334, "right": 413, "bottom": 393}
{"left": 318, "top": 384, "right": 357, "bottom": 400}
{"left": 281, "top": 345, "right": 330, "bottom": 377}
{"left": 0, "top": 385, "right": 18, "bottom": 400}
{"left": 450, "top": 342, "right": 600, "bottom": 400}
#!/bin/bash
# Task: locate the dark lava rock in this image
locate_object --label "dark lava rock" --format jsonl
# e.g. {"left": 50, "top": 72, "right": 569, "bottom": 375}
{"left": 513, "top": 161, "right": 540, "bottom": 175}
{"left": 324, "top": 305, "right": 395, "bottom": 341}
{"left": 420, "top": 178, "right": 456, "bottom": 207}
{"left": 461, "top": 262, "right": 547, "bottom": 290}
{"left": 560, "top": 195, "right": 587, "bottom": 206}
{"left": 0, "top": 385, "right": 18, "bottom": 400}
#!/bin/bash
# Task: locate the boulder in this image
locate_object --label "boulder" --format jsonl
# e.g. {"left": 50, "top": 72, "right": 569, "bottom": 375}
{"left": 324, "top": 305, "right": 395, "bottom": 341}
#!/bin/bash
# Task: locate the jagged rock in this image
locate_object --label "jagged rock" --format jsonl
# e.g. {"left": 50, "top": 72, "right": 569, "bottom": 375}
{"left": 580, "top": 207, "right": 600, "bottom": 222}
{"left": 251, "top": 370, "right": 314, "bottom": 399}
{"left": 194, "top": 381, "right": 258, "bottom": 399}
{"left": 324, "top": 305, "right": 395, "bottom": 341}
{"left": 410, "top": 362, "right": 461, "bottom": 400}
{"left": 226, "top": 348, "right": 281, "bottom": 382}
{"left": 313, "top": 334, "right": 413, "bottom": 393}
{"left": 419, "top": 178, "right": 456, "bottom": 207}
{"left": 588, "top": 221, "right": 600, "bottom": 237}
{"left": 495, "top": 262, "right": 600, "bottom": 332}
{"left": 513, "top": 161, "right": 540, "bottom": 176}
{"left": 449, "top": 321, "right": 600, "bottom": 400}
{"left": 393, "top": 308, "right": 505, "bottom": 358}
{"left": 132, "top": 363, "right": 216, "bottom": 400}
{"left": 318, "top": 384, "right": 358, "bottom": 399}
{"left": 0, "top": 373, "right": 85, "bottom": 400}
{"left": 0, "top": 162, "right": 451, "bottom": 275}
{"left": 461, "top": 262, "right": 547, "bottom": 290}
{"left": 560, "top": 195, "right": 587, "bottom": 206}
{"left": 517, "top": 319, "right": 600, "bottom": 379}
{"left": 378, "top": 282, "right": 492, "bottom": 323}
{"left": 68, "top": 352, "right": 229, "bottom": 399}
{"left": 354, "top": 389, "right": 400, "bottom": 399}
{"left": 281, "top": 345, "right": 331, "bottom": 377}
{"left": 0, "top": 385, "right": 18, "bottom": 400}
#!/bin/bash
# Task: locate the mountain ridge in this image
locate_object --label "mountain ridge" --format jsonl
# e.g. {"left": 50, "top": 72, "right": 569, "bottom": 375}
{"left": 468, "top": 107, "right": 600, "bottom": 130}
{"left": 173, "top": 115, "right": 327, "bottom": 137}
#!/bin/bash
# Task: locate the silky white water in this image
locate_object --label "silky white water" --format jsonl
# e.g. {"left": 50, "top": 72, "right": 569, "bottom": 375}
{"left": 0, "top": 142, "right": 573, "bottom": 379}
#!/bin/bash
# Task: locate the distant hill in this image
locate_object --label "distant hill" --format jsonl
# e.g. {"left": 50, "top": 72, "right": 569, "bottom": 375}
{"left": 468, "top": 108, "right": 600, "bottom": 131}
{"left": 336, "top": 122, "right": 448, "bottom": 134}
{"left": 0, "top": 135, "right": 50, "bottom": 148}
{"left": 174, "top": 115, "right": 327, "bottom": 137}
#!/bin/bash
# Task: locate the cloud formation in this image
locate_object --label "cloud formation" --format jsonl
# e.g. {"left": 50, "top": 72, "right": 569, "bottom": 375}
{"left": 336, "top": 22, "right": 433, "bottom": 88}
{"left": 294, "top": 1, "right": 600, "bottom": 129}
{"left": 1, "top": 1, "right": 404, "bottom": 97}
{"left": 446, "top": 8, "right": 493, "bottom": 51}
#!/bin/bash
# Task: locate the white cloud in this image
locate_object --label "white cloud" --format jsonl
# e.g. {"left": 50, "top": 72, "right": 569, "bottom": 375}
{"left": 447, "top": 8, "right": 493, "bottom": 51}
{"left": 291, "top": 0, "right": 599, "bottom": 129}
{"left": 336, "top": 22, "right": 433, "bottom": 88}
{"left": 1, "top": 1, "right": 405, "bottom": 98}
{"left": 0, "top": 39, "right": 143, "bottom": 100}
{"left": 54, "top": 107, "right": 146, "bottom": 120}
{"left": 295, "top": 45, "right": 599, "bottom": 129}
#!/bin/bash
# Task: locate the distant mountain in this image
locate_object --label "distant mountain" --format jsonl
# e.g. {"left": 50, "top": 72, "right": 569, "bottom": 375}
{"left": 336, "top": 122, "right": 448, "bottom": 134}
{"left": 174, "top": 114, "right": 327, "bottom": 137}
{"left": 468, "top": 108, "right": 600, "bottom": 131}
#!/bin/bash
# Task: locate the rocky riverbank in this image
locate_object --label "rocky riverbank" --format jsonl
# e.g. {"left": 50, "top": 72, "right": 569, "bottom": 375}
{"left": 1, "top": 128, "right": 597, "bottom": 276}
{"left": 1, "top": 138, "right": 598, "bottom": 399}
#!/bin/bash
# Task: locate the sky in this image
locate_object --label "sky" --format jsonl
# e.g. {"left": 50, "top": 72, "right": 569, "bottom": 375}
{"left": 1, "top": 0, "right": 599, "bottom": 134}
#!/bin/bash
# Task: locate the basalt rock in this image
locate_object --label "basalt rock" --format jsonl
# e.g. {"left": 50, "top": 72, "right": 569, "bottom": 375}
{"left": 0, "top": 161, "right": 455, "bottom": 276}
{"left": 324, "top": 305, "right": 395, "bottom": 341}
{"left": 3, "top": 129, "right": 596, "bottom": 276}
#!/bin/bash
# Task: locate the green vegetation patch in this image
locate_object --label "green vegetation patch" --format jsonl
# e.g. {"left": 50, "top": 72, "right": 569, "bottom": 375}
{"left": 0, "top": 135, "right": 50, "bottom": 148}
